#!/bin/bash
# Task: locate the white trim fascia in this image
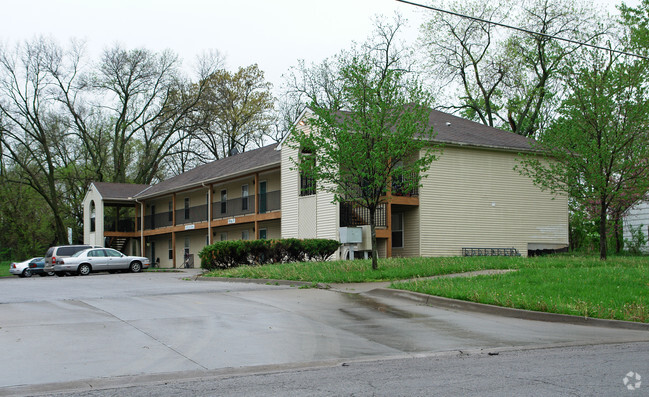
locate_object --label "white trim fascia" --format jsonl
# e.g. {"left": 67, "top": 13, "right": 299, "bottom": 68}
{"left": 276, "top": 106, "right": 313, "bottom": 150}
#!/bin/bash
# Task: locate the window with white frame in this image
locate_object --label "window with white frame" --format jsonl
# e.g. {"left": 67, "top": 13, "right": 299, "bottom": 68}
{"left": 220, "top": 232, "right": 227, "bottom": 241}
{"left": 168, "top": 239, "right": 173, "bottom": 260}
{"left": 241, "top": 230, "right": 249, "bottom": 240}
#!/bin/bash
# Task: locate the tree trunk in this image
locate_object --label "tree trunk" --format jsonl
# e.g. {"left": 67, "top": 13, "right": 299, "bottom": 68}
{"left": 599, "top": 201, "right": 607, "bottom": 260}
{"left": 614, "top": 216, "right": 622, "bottom": 254}
{"left": 369, "top": 206, "right": 378, "bottom": 270}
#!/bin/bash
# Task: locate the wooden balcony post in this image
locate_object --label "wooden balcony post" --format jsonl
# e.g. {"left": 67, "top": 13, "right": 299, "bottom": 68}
{"left": 254, "top": 172, "right": 259, "bottom": 239}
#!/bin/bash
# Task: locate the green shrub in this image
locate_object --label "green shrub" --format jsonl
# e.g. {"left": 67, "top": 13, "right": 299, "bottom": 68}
{"left": 199, "top": 238, "right": 341, "bottom": 270}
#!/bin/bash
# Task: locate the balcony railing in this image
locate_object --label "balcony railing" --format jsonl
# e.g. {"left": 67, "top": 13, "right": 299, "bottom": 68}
{"left": 340, "top": 202, "right": 386, "bottom": 227}
{"left": 392, "top": 172, "right": 419, "bottom": 197}
{"left": 213, "top": 190, "right": 281, "bottom": 219}
{"left": 136, "top": 190, "right": 282, "bottom": 231}
{"left": 213, "top": 196, "right": 255, "bottom": 219}
{"left": 175, "top": 204, "right": 209, "bottom": 225}
{"left": 258, "top": 190, "right": 280, "bottom": 214}
{"left": 143, "top": 212, "right": 174, "bottom": 230}
{"left": 104, "top": 216, "right": 136, "bottom": 232}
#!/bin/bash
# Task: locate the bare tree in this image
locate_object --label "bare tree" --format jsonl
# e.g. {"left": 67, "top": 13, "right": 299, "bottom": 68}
{"left": 194, "top": 64, "right": 274, "bottom": 159}
{"left": 420, "top": 0, "right": 612, "bottom": 137}
{"left": 0, "top": 37, "right": 74, "bottom": 243}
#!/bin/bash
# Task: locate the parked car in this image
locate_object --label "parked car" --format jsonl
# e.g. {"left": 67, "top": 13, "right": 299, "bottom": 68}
{"left": 9, "top": 257, "right": 50, "bottom": 278}
{"left": 43, "top": 245, "right": 99, "bottom": 276}
{"left": 54, "top": 248, "right": 150, "bottom": 276}
{"left": 28, "top": 257, "right": 55, "bottom": 277}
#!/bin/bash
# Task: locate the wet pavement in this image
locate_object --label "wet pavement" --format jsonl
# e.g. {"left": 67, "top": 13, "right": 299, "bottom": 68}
{"left": 1, "top": 270, "right": 648, "bottom": 395}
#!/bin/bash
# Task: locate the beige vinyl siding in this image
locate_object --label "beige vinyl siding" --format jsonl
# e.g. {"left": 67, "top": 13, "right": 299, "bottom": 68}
{"left": 298, "top": 196, "right": 317, "bottom": 238}
{"left": 316, "top": 182, "right": 338, "bottom": 240}
{"left": 281, "top": 134, "right": 300, "bottom": 238}
{"left": 258, "top": 170, "right": 281, "bottom": 192}
{"left": 419, "top": 146, "right": 568, "bottom": 257}
{"left": 84, "top": 186, "right": 105, "bottom": 247}
{"left": 174, "top": 230, "right": 210, "bottom": 267}
{"left": 258, "top": 220, "right": 281, "bottom": 239}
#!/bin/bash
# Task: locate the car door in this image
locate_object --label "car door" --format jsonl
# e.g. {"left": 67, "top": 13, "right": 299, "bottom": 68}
{"left": 105, "top": 248, "right": 128, "bottom": 270}
{"left": 88, "top": 249, "right": 108, "bottom": 272}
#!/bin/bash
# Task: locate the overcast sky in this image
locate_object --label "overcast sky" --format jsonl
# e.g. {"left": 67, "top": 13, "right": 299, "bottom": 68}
{"left": 0, "top": 0, "right": 639, "bottom": 93}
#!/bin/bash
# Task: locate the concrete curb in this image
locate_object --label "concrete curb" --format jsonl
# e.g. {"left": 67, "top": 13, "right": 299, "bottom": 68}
{"left": 196, "top": 276, "right": 321, "bottom": 288}
{"left": 365, "top": 288, "right": 649, "bottom": 331}
{"left": 195, "top": 274, "right": 649, "bottom": 331}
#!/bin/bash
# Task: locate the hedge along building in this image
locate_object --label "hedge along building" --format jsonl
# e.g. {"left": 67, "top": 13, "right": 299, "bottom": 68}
{"left": 82, "top": 108, "right": 568, "bottom": 268}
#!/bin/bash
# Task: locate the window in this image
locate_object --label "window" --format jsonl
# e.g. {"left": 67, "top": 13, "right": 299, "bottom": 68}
{"left": 241, "top": 185, "right": 249, "bottom": 211}
{"left": 241, "top": 230, "right": 249, "bottom": 240}
{"left": 168, "top": 239, "right": 173, "bottom": 260}
{"left": 106, "top": 249, "right": 121, "bottom": 257}
{"left": 90, "top": 201, "right": 96, "bottom": 232}
{"left": 392, "top": 213, "right": 404, "bottom": 248}
{"left": 168, "top": 201, "right": 173, "bottom": 222}
{"left": 220, "top": 189, "right": 227, "bottom": 214}
{"left": 299, "top": 148, "right": 316, "bottom": 196}
{"left": 259, "top": 228, "right": 267, "bottom": 240}
{"left": 184, "top": 198, "right": 190, "bottom": 220}
{"left": 220, "top": 232, "right": 227, "bottom": 241}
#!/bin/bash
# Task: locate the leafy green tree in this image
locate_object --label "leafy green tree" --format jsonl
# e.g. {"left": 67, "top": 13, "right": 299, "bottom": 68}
{"left": 0, "top": 171, "right": 55, "bottom": 259}
{"left": 620, "top": 0, "right": 649, "bottom": 53}
{"left": 290, "top": 54, "right": 439, "bottom": 270}
{"left": 518, "top": 51, "right": 649, "bottom": 260}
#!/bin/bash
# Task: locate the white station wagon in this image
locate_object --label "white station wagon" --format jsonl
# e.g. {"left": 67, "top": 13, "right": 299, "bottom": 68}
{"left": 54, "top": 248, "right": 150, "bottom": 276}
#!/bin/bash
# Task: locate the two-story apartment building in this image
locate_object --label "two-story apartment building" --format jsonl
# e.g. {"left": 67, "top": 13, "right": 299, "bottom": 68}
{"left": 83, "top": 109, "right": 569, "bottom": 267}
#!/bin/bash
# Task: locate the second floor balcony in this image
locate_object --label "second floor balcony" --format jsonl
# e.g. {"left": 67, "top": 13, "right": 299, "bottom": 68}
{"left": 141, "top": 190, "right": 281, "bottom": 231}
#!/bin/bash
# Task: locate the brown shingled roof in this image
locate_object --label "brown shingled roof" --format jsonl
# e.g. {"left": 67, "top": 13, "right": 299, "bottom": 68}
{"left": 327, "top": 107, "right": 535, "bottom": 152}
{"left": 92, "top": 182, "right": 150, "bottom": 201}
{"left": 425, "top": 109, "right": 534, "bottom": 151}
{"left": 134, "top": 144, "right": 280, "bottom": 199}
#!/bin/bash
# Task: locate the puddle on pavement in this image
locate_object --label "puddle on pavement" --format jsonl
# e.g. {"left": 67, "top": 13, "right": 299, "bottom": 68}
{"left": 329, "top": 292, "right": 517, "bottom": 352}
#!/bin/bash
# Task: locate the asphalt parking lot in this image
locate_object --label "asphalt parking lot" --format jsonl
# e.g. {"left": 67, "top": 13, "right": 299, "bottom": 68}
{"left": 2, "top": 270, "right": 648, "bottom": 395}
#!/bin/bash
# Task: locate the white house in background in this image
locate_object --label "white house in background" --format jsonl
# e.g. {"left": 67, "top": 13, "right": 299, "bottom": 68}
{"left": 82, "top": 108, "right": 569, "bottom": 268}
{"left": 623, "top": 201, "right": 649, "bottom": 252}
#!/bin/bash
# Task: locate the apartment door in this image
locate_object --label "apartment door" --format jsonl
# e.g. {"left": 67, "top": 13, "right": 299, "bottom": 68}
{"left": 259, "top": 181, "right": 267, "bottom": 213}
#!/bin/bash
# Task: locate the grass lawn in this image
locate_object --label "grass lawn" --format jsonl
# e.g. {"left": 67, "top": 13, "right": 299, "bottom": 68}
{"left": 205, "top": 255, "right": 649, "bottom": 322}
{"left": 0, "top": 261, "right": 13, "bottom": 277}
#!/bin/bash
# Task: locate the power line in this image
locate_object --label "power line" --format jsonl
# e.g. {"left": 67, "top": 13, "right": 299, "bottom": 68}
{"left": 395, "top": 0, "right": 649, "bottom": 60}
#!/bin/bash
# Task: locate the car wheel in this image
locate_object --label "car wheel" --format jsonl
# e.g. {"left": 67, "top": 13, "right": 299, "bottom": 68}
{"left": 77, "top": 264, "right": 91, "bottom": 276}
{"left": 22, "top": 268, "right": 32, "bottom": 278}
{"left": 55, "top": 271, "right": 66, "bottom": 277}
{"left": 47, "top": 271, "right": 55, "bottom": 276}
{"left": 129, "top": 261, "right": 142, "bottom": 273}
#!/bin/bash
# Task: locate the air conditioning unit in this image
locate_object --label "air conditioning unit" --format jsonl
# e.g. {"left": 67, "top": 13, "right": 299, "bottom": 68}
{"left": 358, "top": 225, "right": 372, "bottom": 251}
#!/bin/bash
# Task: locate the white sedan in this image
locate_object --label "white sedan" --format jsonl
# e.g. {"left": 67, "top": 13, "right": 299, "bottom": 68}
{"left": 54, "top": 248, "right": 150, "bottom": 276}
{"left": 9, "top": 257, "right": 43, "bottom": 278}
